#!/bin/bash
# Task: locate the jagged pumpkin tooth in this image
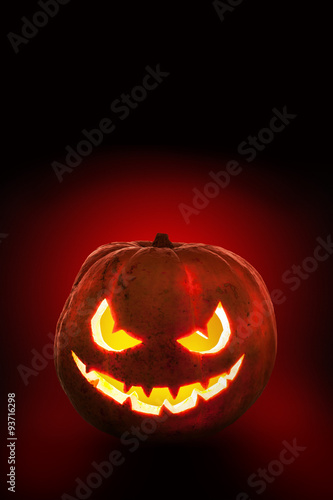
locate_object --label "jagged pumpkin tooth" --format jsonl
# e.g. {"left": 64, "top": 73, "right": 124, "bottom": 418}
{"left": 195, "top": 392, "right": 208, "bottom": 409}
{"left": 123, "top": 382, "right": 132, "bottom": 394}
{"left": 121, "top": 397, "right": 132, "bottom": 411}
{"left": 142, "top": 385, "right": 154, "bottom": 398}
{"left": 159, "top": 404, "right": 175, "bottom": 419}
{"left": 168, "top": 385, "right": 180, "bottom": 400}
{"left": 200, "top": 378, "right": 211, "bottom": 391}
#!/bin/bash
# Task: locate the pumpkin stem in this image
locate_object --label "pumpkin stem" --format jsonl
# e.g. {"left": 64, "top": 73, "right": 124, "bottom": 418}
{"left": 152, "top": 233, "right": 174, "bottom": 248}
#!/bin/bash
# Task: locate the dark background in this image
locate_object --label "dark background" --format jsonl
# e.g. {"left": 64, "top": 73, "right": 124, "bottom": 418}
{"left": 1, "top": 1, "right": 332, "bottom": 500}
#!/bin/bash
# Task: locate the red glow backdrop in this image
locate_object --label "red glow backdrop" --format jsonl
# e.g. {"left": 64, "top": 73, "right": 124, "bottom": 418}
{"left": 1, "top": 149, "right": 332, "bottom": 499}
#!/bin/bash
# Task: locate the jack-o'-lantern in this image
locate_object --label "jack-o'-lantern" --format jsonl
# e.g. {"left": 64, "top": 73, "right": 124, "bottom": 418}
{"left": 55, "top": 233, "right": 277, "bottom": 439}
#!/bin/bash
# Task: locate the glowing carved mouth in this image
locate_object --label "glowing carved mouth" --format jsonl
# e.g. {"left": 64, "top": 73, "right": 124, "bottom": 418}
{"left": 72, "top": 351, "right": 244, "bottom": 415}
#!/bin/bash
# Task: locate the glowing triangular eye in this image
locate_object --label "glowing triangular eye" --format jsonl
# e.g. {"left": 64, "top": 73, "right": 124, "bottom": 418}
{"left": 177, "top": 302, "right": 231, "bottom": 354}
{"left": 91, "top": 299, "right": 142, "bottom": 352}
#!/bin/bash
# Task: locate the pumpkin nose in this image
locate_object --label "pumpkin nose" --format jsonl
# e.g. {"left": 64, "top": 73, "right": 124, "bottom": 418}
{"left": 118, "top": 337, "right": 203, "bottom": 390}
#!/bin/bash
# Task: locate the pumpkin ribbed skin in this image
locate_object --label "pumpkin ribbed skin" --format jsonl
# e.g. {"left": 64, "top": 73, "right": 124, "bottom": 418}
{"left": 55, "top": 235, "right": 277, "bottom": 440}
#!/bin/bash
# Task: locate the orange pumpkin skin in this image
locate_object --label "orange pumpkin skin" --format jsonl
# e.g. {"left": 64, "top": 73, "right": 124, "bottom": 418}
{"left": 55, "top": 234, "right": 277, "bottom": 440}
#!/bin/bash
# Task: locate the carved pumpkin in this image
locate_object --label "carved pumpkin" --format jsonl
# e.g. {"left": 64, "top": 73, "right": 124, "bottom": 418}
{"left": 55, "top": 233, "right": 277, "bottom": 439}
